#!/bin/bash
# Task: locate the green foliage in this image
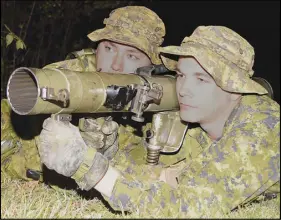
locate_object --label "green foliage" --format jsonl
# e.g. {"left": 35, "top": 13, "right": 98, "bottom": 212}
{"left": 5, "top": 33, "right": 13, "bottom": 47}
{"left": 4, "top": 24, "right": 26, "bottom": 49}
{"left": 1, "top": 23, "right": 27, "bottom": 98}
{"left": 16, "top": 40, "right": 25, "bottom": 50}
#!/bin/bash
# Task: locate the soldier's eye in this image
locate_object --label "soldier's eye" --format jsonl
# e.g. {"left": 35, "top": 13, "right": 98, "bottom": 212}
{"left": 128, "top": 54, "right": 139, "bottom": 60}
{"left": 197, "top": 77, "right": 209, "bottom": 83}
{"left": 105, "top": 46, "right": 113, "bottom": 52}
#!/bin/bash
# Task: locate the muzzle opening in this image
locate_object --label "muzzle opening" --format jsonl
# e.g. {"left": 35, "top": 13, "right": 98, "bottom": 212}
{"left": 7, "top": 67, "right": 39, "bottom": 115}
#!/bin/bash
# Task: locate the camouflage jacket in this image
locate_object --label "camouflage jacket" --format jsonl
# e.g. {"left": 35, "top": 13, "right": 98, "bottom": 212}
{"left": 104, "top": 95, "right": 280, "bottom": 217}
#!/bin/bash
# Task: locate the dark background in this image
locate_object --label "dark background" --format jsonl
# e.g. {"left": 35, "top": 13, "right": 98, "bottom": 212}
{"left": 1, "top": 0, "right": 280, "bottom": 103}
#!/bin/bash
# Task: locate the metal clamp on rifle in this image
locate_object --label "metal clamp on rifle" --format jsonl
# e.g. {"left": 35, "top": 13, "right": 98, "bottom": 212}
{"left": 40, "top": 87, "right": 72, "bottom": 123}
{"left": 51, "top": 113, "right": 72, "bottom": 123}
{"left": 130, "top": 82, "right": 163, "bottom": 122}
{"left": 40, "top": 87, "right": 70, "bottom": 108}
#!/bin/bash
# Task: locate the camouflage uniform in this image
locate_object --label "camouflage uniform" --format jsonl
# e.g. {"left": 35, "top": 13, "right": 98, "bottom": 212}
{"left": 1, "top": 6, "right": 166, "bottom": 180}
{"left": 105, "top": 95, "right": 280, "bottom": 216}
{"left": 97, "top": 26, "right": 280, "bottom": 216}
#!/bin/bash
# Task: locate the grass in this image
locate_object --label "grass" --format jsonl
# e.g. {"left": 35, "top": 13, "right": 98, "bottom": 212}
{"left": 1, "top": 171, "right": 280, "bottom": 219}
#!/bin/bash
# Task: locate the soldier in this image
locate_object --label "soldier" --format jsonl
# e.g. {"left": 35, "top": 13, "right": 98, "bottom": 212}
{"left": 37, "top": 26, "right": 280, "bottom": 217}
{"left": 1, "top": 6, "right": 166, "bottom": 181}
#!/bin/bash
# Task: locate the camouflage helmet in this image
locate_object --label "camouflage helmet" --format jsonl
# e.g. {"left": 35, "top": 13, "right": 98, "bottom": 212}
{"left": 87, "top": 6, "right": 165, "bottom": 65}
{"left": 159, "top": 26, "right": 268, "bottom": 94}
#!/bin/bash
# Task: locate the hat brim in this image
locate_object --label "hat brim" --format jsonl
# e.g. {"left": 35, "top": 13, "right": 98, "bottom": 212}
{"left": 159, "top": 44, "right": 268, "bottom": 95}
{"left": 87, "top": 26, "right": 161, "bottom": 65}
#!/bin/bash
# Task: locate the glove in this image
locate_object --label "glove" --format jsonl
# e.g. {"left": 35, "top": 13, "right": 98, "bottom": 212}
{"left": 37, "top": 117, "right": 109, "bottom": 190}
{"left": 78, "top": 116, "right": 119, "bottom": 160}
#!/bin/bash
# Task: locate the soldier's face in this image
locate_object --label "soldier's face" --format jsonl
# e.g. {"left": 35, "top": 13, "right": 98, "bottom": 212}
{"left": 176, "top": 57, "right": 233, "bottom": 124}
{"left": 96, "top": 40, "right": 152, "bottom": 74}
